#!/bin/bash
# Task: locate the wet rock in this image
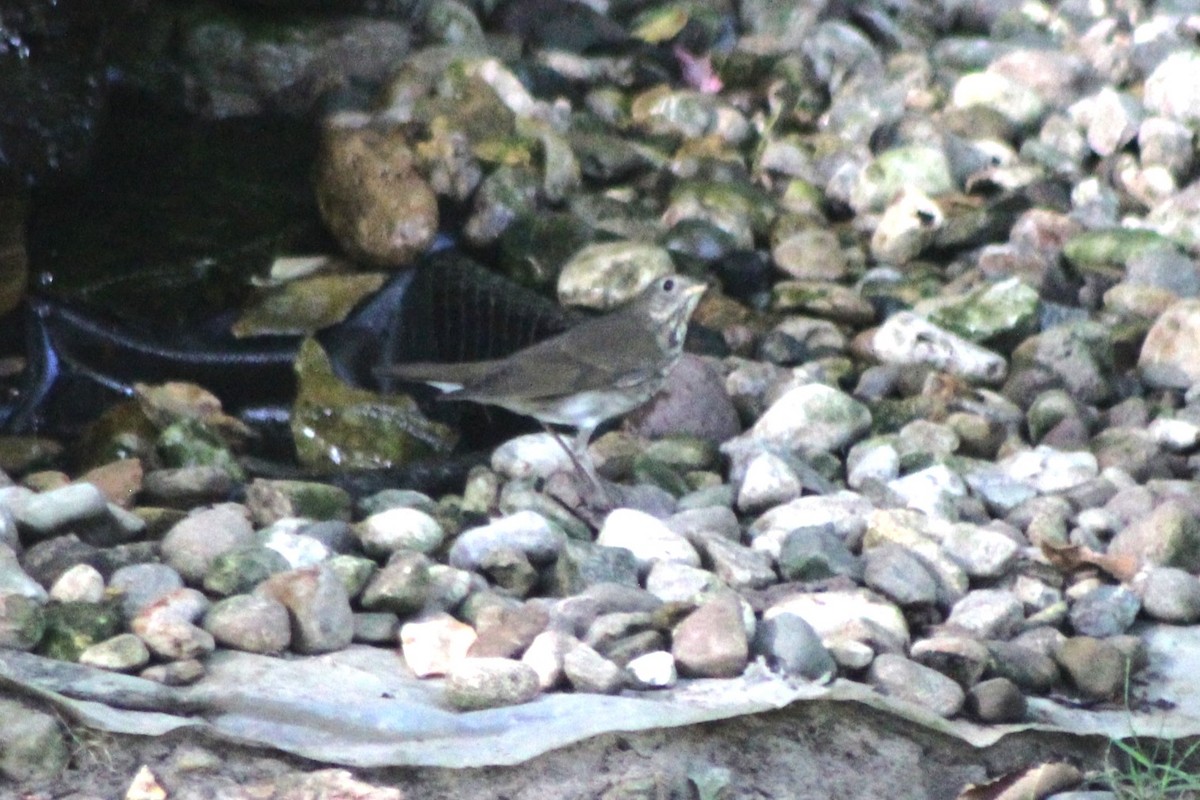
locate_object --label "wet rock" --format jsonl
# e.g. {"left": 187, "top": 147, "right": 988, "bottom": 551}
{"left": 315, "top": 119, "right": 437, "bottom": 267}
{"left": 444, "top": 657, "right": 540, "bottom": 710}
{"left": 203, "top": 594, "right": 292, "bottom": 655}
{"left": 0, "top": 545, "right": 49, "bottom": 604}
{"left": 868, "top": 653, "right": 965, "bottom": 718}
{"left": 255, "top": 564, "right": 354, "bottom": 654}
{"left": 141, "top": 466, "right": 237, "bottom": 507}
{"left": 245, "top": 479, "right": 352, "bottom": 528}
{"left": 672, "top": 593, "right": 749, "bottom": 678}
{"left": 401, "top": 612, "right": 478, "bottom": 677}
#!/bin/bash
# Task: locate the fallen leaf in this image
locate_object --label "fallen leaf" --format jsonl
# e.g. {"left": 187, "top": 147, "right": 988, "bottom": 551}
{"left": 956, "top": 762, "right": 1083, "bottom": 800}
{"left": 1040, "top": 542, "right": 1140, "bottom": 582}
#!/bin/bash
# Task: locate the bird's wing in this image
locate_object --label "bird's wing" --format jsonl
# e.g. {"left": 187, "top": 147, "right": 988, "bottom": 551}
{"left": 463, "top": 322, "right": 663, "bottom": 400}
{"left": 382, "top": 359, "right": 502, "bottom": 392}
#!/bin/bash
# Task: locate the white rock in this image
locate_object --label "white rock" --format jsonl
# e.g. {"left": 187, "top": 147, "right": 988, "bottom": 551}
{"left": 491, "top": 433, "right": 575, "bottom": 480}
{"left": 1145, "top": 51, "right": 1200, "bottom": 127}
{"left": 258, "top": 523, "right": 330, "bottom": 568}
{"left": 736, "top": 452, "right": 803, "bottom": 513}
{"left": 998, "top": 445, "right": 1099, "bottom": 494}
{"left": 644, "top": 561, "right": 721, "bottom": 603}
{"left": 952, "top": 71, "right": 1046, "bottom": 126}
{"left": 1149, "top": 417, "right": 1200, "bottom": 452}
{"left": 626, "top": 650, "right": 677, "bottom": 688}
{"left": 732, "top": 383, "right": 871, "bottom": 455}
{"left": 597, "top": 508, "right": 700, "bottom": 573}
{"left": 872, "top": 312, "right": 1007, "bottom": 385}
{"left": 749, "top": 492, "right": 874, "bottom": 559}
{"left": 521, "top": 630, "right": 575, "bottom": 690}
{"left": 400, "top": 613, "right": 478, "bottom": 678}
{"left": 450, "top": 511, "right": 565, "bottom": 571}
{"left": 847, "top": 442, "right": 900, "bottom": 488}
{"left": 764, "top": 589, "right": 910, "bottom": 653}
{"left": 886, "top": 464, "right": 967, "bottom": 519}
{"left": 556, "top": 241, "right": 674, "bottom": 310}
{"left": 870, "top": 187, "right": 943, "bottom": 264}
{"left": 356, "top": 507, "right": 445, "bottom": 557}
{"left": 49, "top": 564, "right": 104, "bottom": 604}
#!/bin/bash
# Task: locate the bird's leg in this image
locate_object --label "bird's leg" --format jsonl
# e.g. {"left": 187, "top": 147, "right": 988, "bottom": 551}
{"left": 541, "top": 422, "right": 611, "bottom": 506}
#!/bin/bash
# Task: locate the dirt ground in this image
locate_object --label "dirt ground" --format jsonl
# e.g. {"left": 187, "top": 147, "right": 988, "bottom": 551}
{"left": 10, "top": 699, "right": 1113, "bottom": 800}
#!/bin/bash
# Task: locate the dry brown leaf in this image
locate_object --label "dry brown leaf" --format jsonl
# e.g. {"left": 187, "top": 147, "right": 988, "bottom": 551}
{"left": 1040, "top": 541, "right": 1141, "bottom": 582}
{"left": 956, "top": 762, "right": 1083, "bottom": 800}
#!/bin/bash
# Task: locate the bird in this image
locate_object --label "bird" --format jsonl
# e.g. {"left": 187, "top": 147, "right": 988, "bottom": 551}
{"left": 380, "top": 273, "right": 707, "bottom": 496}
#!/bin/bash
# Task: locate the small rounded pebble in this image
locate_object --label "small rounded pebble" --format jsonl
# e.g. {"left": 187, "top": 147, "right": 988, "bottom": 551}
{"left": 444, "top": 657, "right": 540, "bottom": 711}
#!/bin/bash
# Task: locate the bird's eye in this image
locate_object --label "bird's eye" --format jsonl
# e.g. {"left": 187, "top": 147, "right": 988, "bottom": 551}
{"left": 662, "top": 278, "right": 675, "bottom": 292}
